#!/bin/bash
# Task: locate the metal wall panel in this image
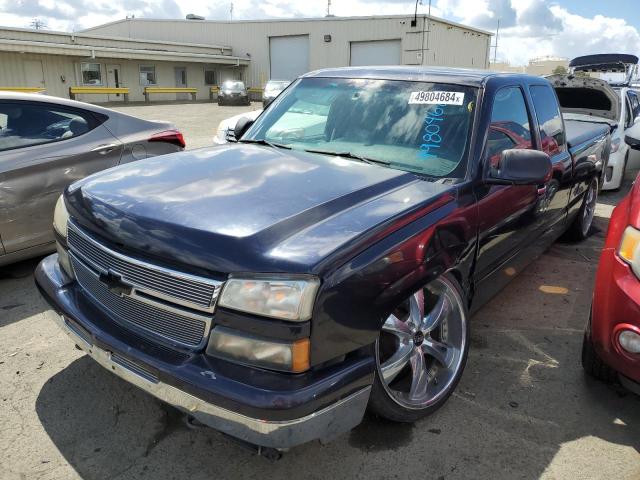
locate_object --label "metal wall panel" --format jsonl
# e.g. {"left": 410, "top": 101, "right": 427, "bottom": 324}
{"left": 350, "top": 40, "right": 402, "bottom": 66}
{"left": 84, "top": 16, "right": 491, "bottom": 88}
{"left": 269, "top": 35, "right": 310, "bottom": 80}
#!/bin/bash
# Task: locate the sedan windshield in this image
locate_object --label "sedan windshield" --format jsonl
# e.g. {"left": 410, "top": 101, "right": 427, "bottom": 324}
{"left": 222, "top": 81, "right": 245, "bottom": 91}
{"left": 265, "top": 81, "right": 289, "bottom": 92}
{"left": 244, "top": 77, "right": 477, "bottom": 178}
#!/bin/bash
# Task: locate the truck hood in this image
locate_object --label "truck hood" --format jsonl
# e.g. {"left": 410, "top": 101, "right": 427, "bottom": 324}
{"left": 547, "top": 74, "right": 620, "bottom": 122}
{"left": 66, "top": 144, "right": 454, "bottom": 275}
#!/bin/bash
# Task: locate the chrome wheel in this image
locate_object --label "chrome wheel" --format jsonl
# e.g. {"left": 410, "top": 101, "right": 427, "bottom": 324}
{"left": 376, "top": 276, "right": 467, "bottom": 410}
{"left": 582, "top": 179, "right": 597, "bottom": 237}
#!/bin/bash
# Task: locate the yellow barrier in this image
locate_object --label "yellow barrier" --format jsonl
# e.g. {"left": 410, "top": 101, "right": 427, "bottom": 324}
{"left": 69, "top": 86, "right": 130, "bottom": 101}
{"left": 144, "top": 87, "right": 197, "bottom": 101}
{"left": 0, "top": 87, "right": 45, "bottom": 93}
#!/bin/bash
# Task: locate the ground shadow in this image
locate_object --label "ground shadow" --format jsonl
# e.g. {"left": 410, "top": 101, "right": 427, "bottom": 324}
{"left": 0, "top": 256, "right": 48, "bottom": 329}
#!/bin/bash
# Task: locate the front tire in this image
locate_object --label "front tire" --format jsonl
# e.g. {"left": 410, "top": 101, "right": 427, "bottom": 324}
{"left": 368, "top": 274, "right": 470, "bottom": 422}
{"left": 566, "top": 177, "right": 598, "bottom": 241}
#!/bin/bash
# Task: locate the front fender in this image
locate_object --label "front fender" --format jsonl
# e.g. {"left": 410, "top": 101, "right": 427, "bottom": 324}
{"left": 309, "top": 187, "right": 478, "bottom": 365}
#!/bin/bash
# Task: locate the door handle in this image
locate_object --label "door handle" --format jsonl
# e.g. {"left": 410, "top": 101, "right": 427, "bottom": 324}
{"left": 91, "top": 143, "right": 118, "bottom": 154}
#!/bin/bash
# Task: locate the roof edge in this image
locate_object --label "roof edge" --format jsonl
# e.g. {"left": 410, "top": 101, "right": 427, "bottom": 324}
{"left": 81, "top": 14, "right": 493, "bottom": 36}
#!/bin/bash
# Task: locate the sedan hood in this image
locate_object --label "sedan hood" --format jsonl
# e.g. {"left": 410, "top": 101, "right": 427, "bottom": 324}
{"left": 66, "top": 144, "right": 454, "bottom": 275}
{"left": 547, "top": 74, "right": 620, "bottom": 122}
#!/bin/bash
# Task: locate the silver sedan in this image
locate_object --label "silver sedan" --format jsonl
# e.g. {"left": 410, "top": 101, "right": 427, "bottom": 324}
{"left": 0, "top": 92, "right": 185, "bottom": 266}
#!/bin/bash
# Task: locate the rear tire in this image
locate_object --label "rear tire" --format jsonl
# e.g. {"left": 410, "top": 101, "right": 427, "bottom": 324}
{"left": 565, "top": 177, "right": 598, "bottom": 241}
{"left": 368, "top": 273, "right": 470, "bottom": 422}
{"left": 218, "top": 99, "right": 224, "bottom": 106}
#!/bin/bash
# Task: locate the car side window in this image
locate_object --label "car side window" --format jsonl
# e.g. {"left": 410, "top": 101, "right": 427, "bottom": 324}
{"left": 628, "top": 91, "right": 640, "bottom": 120}
{"left": 625, "top": 96, "right": 634, "bottom": 129}
{"left": 529, "top": 85, "right": 566, "bottom": 155}
{"left": 486, "top": 86, "right": 533, "bottom": 167}
{"left": 0, "top": 102, "right": 101, "bottom": 153}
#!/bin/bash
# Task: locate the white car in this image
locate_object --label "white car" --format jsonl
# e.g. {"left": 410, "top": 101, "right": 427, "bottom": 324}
{"left": 565, "top": 54, "right": 640, "bottom": 190}
{"left": 603, "top": 87, "right": 640, "bottom": 190}
{"left": 213, "top": 109, "right": 263, "bottom": 145}
{"left": 213, "top": 108, "right": 327, "bottom": 146}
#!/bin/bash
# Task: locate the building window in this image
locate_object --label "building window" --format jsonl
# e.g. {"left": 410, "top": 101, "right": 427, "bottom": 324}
{"left": 81, "top": 63, "right": 102, "bottom": 85}
{"left": 139, "top": 65, "right": 157, "bottom": 86}
{"left": 204, "top": 66, "right": 217, "bottom": 86}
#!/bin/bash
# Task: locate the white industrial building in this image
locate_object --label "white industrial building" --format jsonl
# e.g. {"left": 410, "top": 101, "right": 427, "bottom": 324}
{"left": 0, "top": 15, "right": 491, "bottom": 103}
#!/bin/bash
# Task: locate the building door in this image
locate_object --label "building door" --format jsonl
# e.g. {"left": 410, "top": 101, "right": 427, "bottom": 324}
{"left": 350, "top": 40, "right": 402, "bottom": 66}
{"left": 106, "top": 64, "right": 123, "bottom": 102}
{"left": 174, "top": 67, "right": 188, "bottom": 100}
{"left": 23, "top": 60, "right": 45, "bottom": 89}
{"left": 269, "top": 35, "right": 309, "bottom": 80}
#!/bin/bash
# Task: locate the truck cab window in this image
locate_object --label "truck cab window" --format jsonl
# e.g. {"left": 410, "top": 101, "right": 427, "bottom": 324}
{"left": 530, "top": 85, "right": 566, "bottom": 155}
{"left": 486, "top": 87, "right": 532, "bottom": 168}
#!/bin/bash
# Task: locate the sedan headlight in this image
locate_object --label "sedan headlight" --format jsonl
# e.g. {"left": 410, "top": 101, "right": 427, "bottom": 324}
{"left": 218, "top": 275, "right": 319, "bottom": 321}
{"left": 53, "top": 194, "right": 69, "bottom": 239}
{"left": 618, "top": 226, "right": 640, "bottom": 277}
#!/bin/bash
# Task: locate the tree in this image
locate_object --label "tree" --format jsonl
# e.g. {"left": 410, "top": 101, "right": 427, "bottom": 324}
{"left": 552, "top": 65, "right": 568, "bottom": 75}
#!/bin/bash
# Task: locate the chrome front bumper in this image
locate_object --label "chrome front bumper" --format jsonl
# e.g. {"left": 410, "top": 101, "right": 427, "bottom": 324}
{"left": 52, "top": 302, "right": 371, "bottom": 449}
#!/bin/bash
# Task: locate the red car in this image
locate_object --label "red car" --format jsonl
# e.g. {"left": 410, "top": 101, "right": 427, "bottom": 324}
{"left": 584, "top": 170, "right": 640, "bottom": 394}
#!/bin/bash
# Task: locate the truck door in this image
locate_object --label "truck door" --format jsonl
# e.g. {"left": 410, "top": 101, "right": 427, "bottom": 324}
{"left": 528, "top": 83, "right": 573, "bottom": 236}
{"left": 473, "top": 86, "right": 543, "bottom": 307}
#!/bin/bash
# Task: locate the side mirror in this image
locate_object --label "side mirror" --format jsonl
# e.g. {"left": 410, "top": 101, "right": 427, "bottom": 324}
{"left": 625, "top": 121, "right": 640, "bottom": 150}
{"left": 234, "top": 117, "right": 254, "bottom": 141}
{"left": 487, "top": 149, "right": 552, "bottom": 185}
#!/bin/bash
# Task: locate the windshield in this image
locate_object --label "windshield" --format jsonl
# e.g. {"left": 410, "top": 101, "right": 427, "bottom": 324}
{"left": 244, "top": 77, "right": 477, "bottom": 178}
{"left": 222, "top": 81, "right": 245, "bottom": 91}
{"left": 265, "top": 81, "right": 289, "bottom": 92}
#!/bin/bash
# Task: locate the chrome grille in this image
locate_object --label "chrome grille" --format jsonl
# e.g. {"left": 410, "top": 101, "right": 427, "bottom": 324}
{"left": 67, "top": 222, "right": 221, "bottom": 311}
{"left": 111, "top": 352, "right": 159, "bottom": 384}
{"left": 72, "top": 254, "right": 210, "bottom": 349}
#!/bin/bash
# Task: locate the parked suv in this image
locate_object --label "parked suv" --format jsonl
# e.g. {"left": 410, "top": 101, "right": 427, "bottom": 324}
{"left": 217, "top": 80, "right": 250, "bottom": 106}
{"left": 37, "top": 67, "right": 610, "bottom": 454}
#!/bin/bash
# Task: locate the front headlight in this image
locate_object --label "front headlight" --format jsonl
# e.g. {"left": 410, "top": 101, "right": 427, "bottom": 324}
{"left": 611, "top": 137, "right": 622, "bottom": 154}
{"left": 218, "top": 275, "right": 319, "bottom": 321}
{"left": 53, "top": 194, "right": 69, "bottom": 239}
{"left": 618, "top": 226, "right": 640, "bottom": 278}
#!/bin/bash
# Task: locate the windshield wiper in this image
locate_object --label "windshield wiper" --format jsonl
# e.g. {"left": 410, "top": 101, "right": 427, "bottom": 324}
{"left": 303, "top": 148, "right": 390, "bottom": 166}
{"left": 238, "top": 138, "right": 292, "bottom": 150}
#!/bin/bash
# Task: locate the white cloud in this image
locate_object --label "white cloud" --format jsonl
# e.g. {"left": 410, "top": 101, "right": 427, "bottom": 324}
{"left": 0, "top": 0, "right": 638, "bottom": 66}
{"left": 436, "top": 0, "right": 640, "bottom": 65}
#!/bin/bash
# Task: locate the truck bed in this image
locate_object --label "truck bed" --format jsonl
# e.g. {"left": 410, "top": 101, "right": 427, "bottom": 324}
{"left": 564, "top": 118, "right": 611, "bottom": 150}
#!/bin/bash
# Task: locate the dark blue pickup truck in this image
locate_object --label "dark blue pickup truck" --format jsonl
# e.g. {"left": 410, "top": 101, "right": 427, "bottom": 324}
{"left": 36, "top": 67, "right": 611, "bottom": 454}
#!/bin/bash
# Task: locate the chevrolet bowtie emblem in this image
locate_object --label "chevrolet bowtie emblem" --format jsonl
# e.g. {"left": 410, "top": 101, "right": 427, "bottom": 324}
{"left": 98, "top": 270, "right": 133, "bottom": 297}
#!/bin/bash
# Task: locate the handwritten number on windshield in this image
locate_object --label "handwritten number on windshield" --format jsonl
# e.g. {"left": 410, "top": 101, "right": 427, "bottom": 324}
{"left": 419, "top": 104, "right": 445, "bottom": 160}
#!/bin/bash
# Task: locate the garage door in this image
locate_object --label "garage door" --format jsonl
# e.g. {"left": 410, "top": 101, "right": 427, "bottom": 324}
{"left": 350, "top": 40, "right": 402, "bottom": 66}
{"left": 270, "top": 35, "right": 310, "bottom": 81}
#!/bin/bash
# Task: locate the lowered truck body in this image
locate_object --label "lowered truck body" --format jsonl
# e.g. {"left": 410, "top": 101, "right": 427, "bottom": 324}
{"left": 36, "top": 67, "right": 611, "bottom": 452}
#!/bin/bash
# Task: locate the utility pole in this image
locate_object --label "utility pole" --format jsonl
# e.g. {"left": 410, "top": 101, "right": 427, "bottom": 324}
{"left": 327, "top": 0, "right": 331, "bottom": 17}
{"left": 30, "top": 18, "right": 47, "bottom": 30}
{"left": 230, "top": 2, "right": 234, "bottom": 21}
{"left": 491, "top": 19, "right": 500, "bottom": 65}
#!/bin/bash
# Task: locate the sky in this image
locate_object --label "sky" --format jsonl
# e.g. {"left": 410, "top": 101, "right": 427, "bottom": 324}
{"left": 0, "top": 0, "right": 639, "bottom": 66}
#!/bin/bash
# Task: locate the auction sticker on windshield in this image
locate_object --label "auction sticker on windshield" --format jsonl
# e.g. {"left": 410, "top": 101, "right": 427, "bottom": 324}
{"left": 409, "top": 91, "right": 465, "bottom": 105}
